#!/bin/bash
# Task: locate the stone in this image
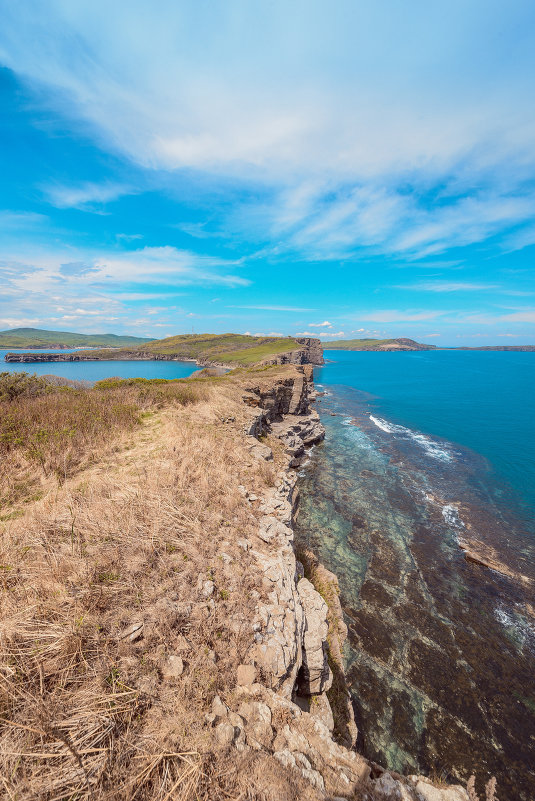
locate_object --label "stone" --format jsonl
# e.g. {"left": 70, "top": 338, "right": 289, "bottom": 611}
{"left": 414, "top": 778, "right": 469, "bottom": 801}
{"left": 273, "top": 749, "right": 296, "bottom": 770}
{"left": 236, "top": 664, "right": 256, "bottom": 686}
{"left": 161, "top": 654, "right": 184, "bottom": 679}
{"left": 119, "top": 622, "right": 144, "bottom": 642}
{"left": 214, "top": 721, "right": 235, "bottom": 747}
{"left": 258, "top": 515, "right": 292, "bottom": 544}
{"left": 247, "top": 440, "right": 273, "bottom": 461}
{"left": 301, "top": 768, "right": 325, "bottom": 792}
{"left": 309, "top": 692, "right": 334, "bottom": 732}
{"left": 375, "top": 773, "right": 403, "bottom": 798}
{"left": 211, "top": 695, "right": 228, "bottom": 718}
{"left": 202, "top": 580, "right": 214, "bottom": 598}
{"left": 297, "top": 578, "right": 332, "bottom": 695}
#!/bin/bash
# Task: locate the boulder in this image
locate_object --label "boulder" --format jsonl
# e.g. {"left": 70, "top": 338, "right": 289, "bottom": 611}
{"left": 297, "top": 578, "right": 332, "bottom": 695}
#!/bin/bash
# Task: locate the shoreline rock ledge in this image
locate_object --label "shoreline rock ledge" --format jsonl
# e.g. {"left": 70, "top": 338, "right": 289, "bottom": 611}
{"left": 210, "top": 364, "right": 471, "bottom": 801}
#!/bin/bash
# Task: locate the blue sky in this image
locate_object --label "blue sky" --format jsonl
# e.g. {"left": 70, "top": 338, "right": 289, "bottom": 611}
{"left": 1, "top": 0, "right": 535, "bottom": 345}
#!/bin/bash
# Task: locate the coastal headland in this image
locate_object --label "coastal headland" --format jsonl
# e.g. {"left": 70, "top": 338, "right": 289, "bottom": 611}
{"left": 0, "top": 356, "right": 474, "bottom": 800}
{"left": 4, "top": 333, "right": 325, "bottom": 368}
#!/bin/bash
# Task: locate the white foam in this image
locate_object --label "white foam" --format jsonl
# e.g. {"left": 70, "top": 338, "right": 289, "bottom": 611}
{"left": 369, "top": 415, "right": 393, "bottom": 433}
{"left": 441, "top": 504, "right": 465, "bottom": 528}
{"left": 369, "top": 414, "right": 453, "bottom": 462}
{"left": 494, "top": 605, "right": 535, "bottom": 652}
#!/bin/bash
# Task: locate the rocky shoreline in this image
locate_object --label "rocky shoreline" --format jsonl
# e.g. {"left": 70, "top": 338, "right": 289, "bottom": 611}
{"left": 221, "top": 365, "right": 472, "bottom": 800}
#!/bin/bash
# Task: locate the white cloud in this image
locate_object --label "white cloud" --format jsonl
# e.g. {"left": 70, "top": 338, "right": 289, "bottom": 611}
{"left": 230, "top": 305, "right": 316, "bottom": 311}
{"left": 1, "top": 1, "right": 535, "bottom": 262}
{"left": 296, "top": 330, "right": 345, "bottom": 338}
{"left": 393, "top": 281, "right": 500, "bottom": 292}
{"left": 308, "top": 320, "right": 332, "bottom": 327}
{"left": 0, "top": 317, "right": 40, "bottom": 328}
{"left": 463, "top": 308, "right": 535, "bottom": 324}
{"left": 0, "top": 245, "right": 251, "bottom": 337}
{"left": 43, "top": 182, "right": 133, "bottom": 210}
{"left": 0, "top": 211, "right": 48, "bottom": 229}
{"left": 358, "top": 310, "right": 444, "bottom": 323}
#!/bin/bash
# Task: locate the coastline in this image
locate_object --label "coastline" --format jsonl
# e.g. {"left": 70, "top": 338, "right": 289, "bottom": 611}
{"left": 0, "top": 363, "right": 473, "bottom": 801}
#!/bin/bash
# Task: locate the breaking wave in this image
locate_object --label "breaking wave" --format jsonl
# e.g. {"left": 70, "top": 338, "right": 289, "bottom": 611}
{"left": 369, "top": 414, "right": 453, "bottom": 462}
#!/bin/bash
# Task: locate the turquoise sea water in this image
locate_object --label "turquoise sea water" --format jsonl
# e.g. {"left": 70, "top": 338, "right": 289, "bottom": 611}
{"left": 0, "top": 350, "right": 197, "bottom": 382}
{"left": 321, "top": 349, "right": 535, "bottom": 518}
{"left": 296, "top": 350, "right": 535, "bottom": 799}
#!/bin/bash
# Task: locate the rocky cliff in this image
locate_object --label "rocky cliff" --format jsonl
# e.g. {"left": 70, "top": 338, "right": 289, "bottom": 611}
{"left": 215, "top": 366, "right": 472, "bottom": 801}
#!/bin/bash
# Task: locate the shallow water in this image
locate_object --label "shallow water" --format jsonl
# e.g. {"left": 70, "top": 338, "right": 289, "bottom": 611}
{"left": 0, "top": 350, "right": 197, "bottom": 382}
{"left": 296, "top": 351, "right": 535, "bottom": 799}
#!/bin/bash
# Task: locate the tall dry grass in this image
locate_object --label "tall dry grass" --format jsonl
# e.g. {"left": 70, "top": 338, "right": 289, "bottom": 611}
{"left": 0, "top": 374, "right": 317, "bottom": 800}
{"left": 0, "top": 376, "right": 204, "bottom": 511}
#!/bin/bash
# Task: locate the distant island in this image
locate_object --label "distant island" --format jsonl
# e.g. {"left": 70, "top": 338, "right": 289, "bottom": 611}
{"left": 327, "top": 337, "right": 436, "bottom": 351}
{"left": 327, "top": 337, "right": 535, "bottom": 352}
{"left": 4, "top": 332, "right": 324, "bottom": 367}
{"left": 0, "top": 327, "right": 153, "bottom": 349}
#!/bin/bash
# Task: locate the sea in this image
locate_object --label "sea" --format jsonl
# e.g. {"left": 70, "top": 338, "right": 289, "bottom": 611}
{"left": 0, "top": 350, "right": 197, "bottom": 382}
{"left": 295, "top": 349, "right": 535, "bottom": 800}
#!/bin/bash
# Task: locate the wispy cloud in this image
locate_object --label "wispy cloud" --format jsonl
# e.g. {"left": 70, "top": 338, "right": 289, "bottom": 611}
{"left": 230, "top": 305, "right": 316, "bottom": 312}
{"left": 308, "top": 320, "right": 333, "bottom": 327}
{"left": 393, "top": 281, "right": 500, "bottom": 292}
{"left": 358, "top": 310, "right": 445, "bottom": 323}
{"left": 1, "top": 2, "right": 534, "bottom": 263}
{"left": 43, "top": 182, "right": 133, "bottom": 210}
{"left": 296, "top": 330, "right": 345, "bottom": 338}
{"left": 463, "top": 308, "right": 535, "bottom": 324}
{"left": 0, "top": 211, "right": 48, "bottom": 229}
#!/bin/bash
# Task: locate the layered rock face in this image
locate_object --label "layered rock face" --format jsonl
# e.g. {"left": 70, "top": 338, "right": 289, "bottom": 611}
{"left": 213, "top": 366, "right": 470, "bottom": 801}
{"left": 258, "top": 337, "right": 324, "bottom": 366}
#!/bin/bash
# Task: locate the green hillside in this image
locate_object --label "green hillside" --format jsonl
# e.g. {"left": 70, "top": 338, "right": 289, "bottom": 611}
{"left": 70, "top": 333, "right": 303, "bottom": 365}
{"left": 0, "top": 327, "right": 153, "bottom": 349}
{"left": 140, "top": 333, "right": 299, "bottom": 363}
{"left": 327, "top": 337, "right": 435, "bottom": 351}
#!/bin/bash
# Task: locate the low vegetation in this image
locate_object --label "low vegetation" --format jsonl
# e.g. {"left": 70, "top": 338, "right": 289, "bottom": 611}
{"left": 0, "top": 327, "right": 152, "bottom": 349}
{"left": 0, "top": 373, "right": 204, "bottom": 510}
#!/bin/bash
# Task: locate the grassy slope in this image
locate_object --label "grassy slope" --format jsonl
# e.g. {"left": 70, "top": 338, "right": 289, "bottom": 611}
{"left": 139, "top": 333, "right": 299, "bottom": 362}
{"left": 0, "top": 367, "right": 318, "bottom": 801}
{"left": 54, "top": 333, "right": 303, "bottom": 365}
{"left": 0, "top": 327, "right": 152, "bottom": 348}
{"left": 326, "top": 337, "right": 434, "bottom": 351}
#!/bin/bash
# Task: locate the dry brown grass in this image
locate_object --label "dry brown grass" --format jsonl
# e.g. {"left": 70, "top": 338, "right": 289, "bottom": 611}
{"left": 0, "top": 371, "right": 318, "bottom": 800}
{"left": 0, "top": 378, "right": 204, "bottom": 512}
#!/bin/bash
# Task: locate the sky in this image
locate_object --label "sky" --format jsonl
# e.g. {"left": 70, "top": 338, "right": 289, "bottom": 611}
{"left": 1, "top": 0, "right": 535, "bottom": 345}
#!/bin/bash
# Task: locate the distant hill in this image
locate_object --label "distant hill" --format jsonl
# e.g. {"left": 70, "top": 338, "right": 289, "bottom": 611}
{"left": 327, "top": 337, "right": 436, "bottom": 351}
{"left": 0, "top": 327, "right": 153, "bottom": 349}
{"left": 453, "top": 345, "right": 535, "bottom": 352}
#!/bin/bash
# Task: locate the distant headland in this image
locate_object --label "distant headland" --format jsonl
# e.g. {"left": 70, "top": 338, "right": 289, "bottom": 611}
{"left": 328, "top": 337, "right": 535, "bottom": 352}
